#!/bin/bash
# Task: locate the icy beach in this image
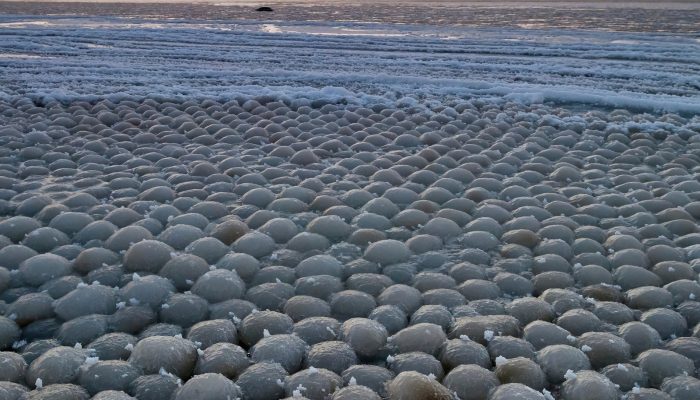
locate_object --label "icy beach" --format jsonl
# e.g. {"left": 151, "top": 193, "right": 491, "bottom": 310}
{"left": 0, "top": 2, "right": 699, "bottom": 400}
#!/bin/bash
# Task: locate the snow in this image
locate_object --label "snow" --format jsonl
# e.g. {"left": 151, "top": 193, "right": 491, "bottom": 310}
{"left": 483, "top": 330, "right": 495, "bottom": 342}
{"left": 542, "top": 389, "right": 555, "bottom": 400}
{"left": 564, "top": 369, "right": 577, "bottom": 380}
{"left": 35, "top": 378, "right": 43, "bottom": 389}
{"left": 495, "top": 355, "right": 508, "bottom": 366}
{"left": 293, "top": 384, "right": 307, "bottom": 397}
{"left": 12, "top": 340, "right": 26, "bottom": 350}
{"left": 84, "top": 356, "right": 100, "bottom": 366}
{"left": 0, "top": 15, "right": 696, "bottom": 115}
{"left": 581, "top": 345, "right": 593, "bottom": 352}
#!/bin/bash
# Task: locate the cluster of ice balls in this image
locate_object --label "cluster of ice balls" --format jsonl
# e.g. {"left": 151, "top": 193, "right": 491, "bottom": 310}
{"left": 0, "top": 95, "right": 698, "bottom": 399}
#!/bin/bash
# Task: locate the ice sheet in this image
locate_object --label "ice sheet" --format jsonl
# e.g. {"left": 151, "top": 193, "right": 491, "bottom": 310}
{"left": 0, "top": 16, "right": 698, "bottom": 114}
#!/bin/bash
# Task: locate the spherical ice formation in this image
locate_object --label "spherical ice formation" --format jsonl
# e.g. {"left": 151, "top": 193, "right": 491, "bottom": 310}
{"left": 305, "top": 341, "right": 358, "bottom": 375}
{"left": 171, "top": 373, "right": 242, "bottom": 400}
{"left": 559, "top": 370, "right": 619, "bottom": 400}
{"left": 443, "top": 364, "right": 499, "bottom": 400}
{"left": 194, "top": 342, "right": 250, "bottom": 378}
{"left": 78, "top": 360, "right": 141, "bottom": 395}
{"left": 536, "top": 344, "right": 591, "bottom": 384}
{"left": 364, "top": 240, "right": 411, "bottom": 266}
{"left": 495, "top": 356, "right": 547, "bottom": 391}
{"left": 284, "top": 367, "right": 343, "bottom": 400}
{"left": 340, "top": 318, "right": 388, "bottom": 360}
{"left": 487, "top": 383, "right": 547, "bottom": 400}
{"left": 251, "top": 334, "right": 307, "bottom": 373}
{"left": 635, "top": 349, "right": 695, "bottom": 387}
{"left": 26, "top": 346, "right": 86, "bottom": 387}
{"left": 128, "top": 336, "right": 197, "bottom": 378}
{"left": 1, "top": 96, "right": 700, "bottom": 400}
{"left": 386, "top": 371, "right": 453, "bottom": 400}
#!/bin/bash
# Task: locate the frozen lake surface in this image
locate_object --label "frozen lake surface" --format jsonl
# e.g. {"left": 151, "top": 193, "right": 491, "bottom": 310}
{"left": 0, "top": 13, "right": 698, "bottom": 114}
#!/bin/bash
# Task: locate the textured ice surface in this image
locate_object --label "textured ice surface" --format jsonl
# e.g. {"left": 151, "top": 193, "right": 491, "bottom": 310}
{"left": 0, "top": 6, "right": 699, "bottom": 399}
{"left": 0, "top": 15, "right": 697, "bottom": 114}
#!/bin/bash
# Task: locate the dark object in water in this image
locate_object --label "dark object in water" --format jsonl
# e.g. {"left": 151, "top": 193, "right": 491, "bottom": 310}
{"left": 256, "top": 6, "right": 274, "bottom": 12}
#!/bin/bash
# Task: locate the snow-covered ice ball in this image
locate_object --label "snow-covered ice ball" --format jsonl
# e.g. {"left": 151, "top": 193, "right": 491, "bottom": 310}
{"left": 488, "top": 383, "right": 547, "bottom": 400}
{"left": 127, "top": 336, "right": 197, "bottom": 378}
{"left": 341, "top": 365, "right": 394, "bottom": 397}
{"left": 91, "top": 390, "right": 137, "bottom": 400}
{"left": 363, "top": 239, "right": 410, "bottom": 265}
{"left": 251, "top": 334, "right": 307, "bottom": 373}
{"left": 487, "top": 336, "right": 536, "bottom": 361}
{"left": 194, "top": 342, "right": 249, "bottom": 378}
{"left": 339, "top": 318, "right": 388, "bottom": 360}
{"left": 495, "top": 356, "right": 547, "bottom": 391}
{"left": 292, "top": 317, "right": 340, "bottom": 345}
{"left": 24, "top": 383, "right": 90, "bottom": 400}
{"left": 53, "top": 284, "right": 116, "bottom": 321}
{"left": 635, "top": 349, "right": 695, "bottom": 388}
{"left": 617, "top": 322, "right": 662, "bottom": 356}
{"left": 442, "top": 364, "right": 498, "bottom": 400}
{"left": 330, "top": 290, "right": 377, "bottom": 319}
{"left": 389, "top": 323, "right": 446, "bottom": 356}
{"left": 186, "top": 319, "right": 237, "bottom": 349}
{"left": 57, "top": 314, "right": 109, "bottom": 347}
{"left": 190, "top": 269, "right": 245, "bottom": 303}
{"left": 77, "top": 360, "right": 141, "bottom": 395}
{"left": 305, "top": 341, "right": 358, "bottom": 375}
{"left": 26, "top": 346, "right": 86, "bottom": 387}
{"left": 331, "top": 385, "right": 381, "bottom": 400}
{"left": 575, "top": 332, "right": 630, "bottom": 369}
{"left": 439, "top": 338, "right": 491, "bottom": 370}
{"left": 171, "top": 373, "right": 242, "bottom": 400}
{"left": 385, "top": 371, "right": 453, "bottom": 400}
{"left": 535, "top": 344, "right": 591, "bottom": 385}
{"left": 159, "top": 293, "right": 209, "bottom": 328}
{"left": 128, "top": 374, "right": 180, "bottom": 400}
{"left": 0, "top": 351, "right": 27, "bottom": 382}
{"left": 388, "top": 351, "right": 444, "bottom": 380}
{"left": 19, "top": 254, "right": 71, "bottom": 287}
{"left": 238, "top": 311, "right": 293, "bottom": 347}
{"left": 559, "top": 370, "right": 619, "bottom": 400}
{"left": 600, "top": 363, "right": 647, "bottom": 392}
